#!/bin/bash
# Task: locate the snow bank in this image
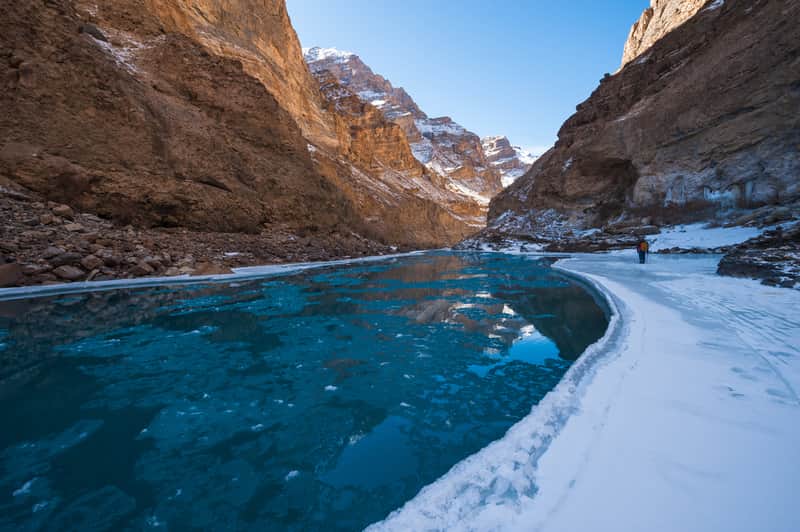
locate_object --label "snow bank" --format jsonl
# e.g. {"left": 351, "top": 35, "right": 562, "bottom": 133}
{"left": 650, "top": 223, "right": 764, "bottom": 251}
{"left": 371, "top": 253, "right": 800, "bottom": 531}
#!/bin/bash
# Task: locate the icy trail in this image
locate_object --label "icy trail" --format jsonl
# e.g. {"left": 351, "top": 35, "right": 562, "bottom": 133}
{"left": 371, "top": 252, "right": 800, "bottom": 531}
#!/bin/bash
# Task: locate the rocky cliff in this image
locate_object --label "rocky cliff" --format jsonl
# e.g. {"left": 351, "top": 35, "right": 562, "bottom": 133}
{"left": 0, "top": 0, "right": 408, "bottom": 286}
{"left": 0, "top": 0, "right": 513, "bottom": 286}
{"left": 481, "top": 136, "right": 537, "bottom": 188}
{"left": 308, "top": 71, "right": 481, "bottom": 246}
{"left": 620, "top": 0, "right": 707, "bottom": 67}
{"left": 1, "top": 0, "right": 360, "bottom": 235}
{"left": 304, "top": 47, "right": 504, "bottom": 209}
{"left": 143, "top": 0, "right": 339, "bottom": 150}
{"left": 483, "top": 0, "right": 800, "bottom": 243}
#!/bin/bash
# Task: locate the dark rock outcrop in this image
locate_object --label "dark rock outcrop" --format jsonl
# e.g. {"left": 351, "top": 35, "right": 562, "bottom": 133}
{"left": 485, "top": 0, "right": 800, "bottom": 241}
{"left": 718, "top": 224, "right": 800, "bottom": 288}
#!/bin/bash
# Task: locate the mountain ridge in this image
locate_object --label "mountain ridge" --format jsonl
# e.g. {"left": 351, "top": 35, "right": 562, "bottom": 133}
{"left": 470, "top": 0, "right": 799, "bottom": 250}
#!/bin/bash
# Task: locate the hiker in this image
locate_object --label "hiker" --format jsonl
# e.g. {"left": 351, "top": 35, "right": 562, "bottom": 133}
{"left": 637, "top": 238, "right": 649, "bottom": 264}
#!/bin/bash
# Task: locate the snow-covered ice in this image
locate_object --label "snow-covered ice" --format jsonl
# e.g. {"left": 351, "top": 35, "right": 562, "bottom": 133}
{"left": 370, "top": 252, "right": 800, "bottom": 531}
{"left": 649, "top": 222, "right": 772, "bottom": 251}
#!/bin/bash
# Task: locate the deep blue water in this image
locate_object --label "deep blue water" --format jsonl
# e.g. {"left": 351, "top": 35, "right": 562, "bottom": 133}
{"left": 0, "top": 252, "right": 608, "bottom": 531}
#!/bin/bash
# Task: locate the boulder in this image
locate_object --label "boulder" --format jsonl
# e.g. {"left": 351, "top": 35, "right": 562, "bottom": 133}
{"left": 130, "top": 261, "right": 155, "bottom": 276}
{"left": 42, "top": 246, "right": 65, "bottom": 259}
{"left": 51, "top": 252, "right": 82, "bottom": 266}
{"left": 64, "top": 223, "right": 85, "bottom": 232}
{"left": 80, "top": 255, "right": 104, "bottom": 271}
{"left": 192, "top": 262, "right": 233, "bottom": 275}
{"left": 0, "top": 263, "right": 22, "bottom": 287}
{"left": 53, "top": 265, "right": 85, "bottom": 281}
{"left": 51, "top": 204, "right": 74, "bottom": 219}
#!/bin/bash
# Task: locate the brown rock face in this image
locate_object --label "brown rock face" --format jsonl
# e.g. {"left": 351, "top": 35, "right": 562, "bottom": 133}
{"left": 487, "top": 0, "right": 800, "bottom": 238}
{"left": 620, "top": 0, "right": 708, "bottom": 67}
{"left": 310, "top": 73, "right": 483, "bottom": 245}
{"left": 0, "top": 0, "right": 365, "bottom": 238}
{"left": 145, "top": 0, "right": 339, "bottom": 150}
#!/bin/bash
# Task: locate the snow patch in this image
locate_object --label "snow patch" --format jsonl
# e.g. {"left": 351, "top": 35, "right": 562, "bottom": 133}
{"left": 303, "top": 46, "right": 355, "bottom": 63}
{"left": 650, "top": 223, "right": 765, "bottom": 251}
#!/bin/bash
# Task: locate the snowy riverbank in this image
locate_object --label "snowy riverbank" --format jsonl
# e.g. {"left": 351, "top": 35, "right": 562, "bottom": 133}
{"left": 371, "top": 251, "right": 800, "bottom": 531}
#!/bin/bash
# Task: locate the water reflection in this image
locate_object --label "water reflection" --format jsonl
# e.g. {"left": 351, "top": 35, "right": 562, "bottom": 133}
{"left": 0, "top": 252, "right": 608, "bottom": 531}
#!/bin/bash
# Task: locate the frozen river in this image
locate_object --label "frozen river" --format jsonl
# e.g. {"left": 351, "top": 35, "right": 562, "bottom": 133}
{"left": 0, "top": 251, "right": 608, "bottom": 531}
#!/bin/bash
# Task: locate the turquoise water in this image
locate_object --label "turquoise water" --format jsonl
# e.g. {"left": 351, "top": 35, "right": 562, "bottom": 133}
{"left": 0, "top": 252, "right": 608, "bottom": 531}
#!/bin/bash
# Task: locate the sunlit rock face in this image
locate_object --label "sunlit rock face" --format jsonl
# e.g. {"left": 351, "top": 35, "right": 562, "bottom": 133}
{"left": 484, "top": 0, "right": 800, "bottom": 241}
{"left": 145, "top": 0, "right": 339, "bottom": 150}
{"left": 304, "top": 47, "right": 505, "bottom": 218}
{"left": 0, "top": 0, "right": 365, "bottom": 237}
{"left": 0, "top": 0, "right": 498, "bottom": 249}
{"left": 620, "top": 0, "right": 708, "bottom": 68}
{"left": 308, "top": 72, "right": 481, "bottom": 247}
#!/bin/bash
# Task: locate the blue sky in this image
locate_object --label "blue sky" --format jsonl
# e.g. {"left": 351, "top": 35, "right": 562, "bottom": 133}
{"left": 287, "top": 0, "right": 648, "bottom": 155}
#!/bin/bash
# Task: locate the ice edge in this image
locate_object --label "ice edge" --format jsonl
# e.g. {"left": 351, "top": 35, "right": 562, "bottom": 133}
{"left": 368, "top": 254, "right": 625, "bottom": 530}
{"left": 0, "top": 251, "right": 434, "bottom": 302}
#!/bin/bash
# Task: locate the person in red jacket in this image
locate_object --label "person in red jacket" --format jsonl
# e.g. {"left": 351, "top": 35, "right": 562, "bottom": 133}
{"left": 637, "top": 238, "right": 649, "bottom": 264}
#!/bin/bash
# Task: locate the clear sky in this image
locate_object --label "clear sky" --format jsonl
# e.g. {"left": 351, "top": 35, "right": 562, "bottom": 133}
{"left": 286, "top": 0, "right": 648, "bottom": 155}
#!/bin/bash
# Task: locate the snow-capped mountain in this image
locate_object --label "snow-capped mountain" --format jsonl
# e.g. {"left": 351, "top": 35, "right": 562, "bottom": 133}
{"left": 303, "top": 46, "right": 503, "bottom": 201}
{"left": 481, "top": 136, "right": 538, "bottom": 187}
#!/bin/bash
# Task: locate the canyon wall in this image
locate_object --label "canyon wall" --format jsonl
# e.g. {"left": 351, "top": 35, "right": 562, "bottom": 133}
{"left": 304, "top": 48, "right": 508, "bottom": 218}
{"left": 0, "top": 0, "right": 361, "bottom": 236}
{"left": 620, "top": 0, "right": 708, "bottom": 67}
{"left": 0, "top": 0, "right": 500, "bottom": 254}
{"left": 485, "top": 0, "right": 800, "bottom": 240}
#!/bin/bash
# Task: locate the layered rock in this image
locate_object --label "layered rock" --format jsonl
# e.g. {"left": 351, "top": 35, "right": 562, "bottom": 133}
{"left": 485, "top": 0, "right": 800, "bottom": 242}
{"left": 620, "top": 0, "right": 708, "bottom": 67}
{"left": 146, "top": 4, "right": 481, "bottom": 245}
{"left": 304, "top": 47, "right": 504, "bottom": 208}
{"left": 0, "top": 0, "right": 507, "bottom": 289}
{"left": 309, "top": 72, "right": 480, "bottom": 246}
{"left": 144, "top": 0, "right": 338, "bottom": 149}
{"left": 1, "top": 0, "right": 364, "bottom": 238}
{"left": 481, "top": 136, "right": 537, "bottom": 187}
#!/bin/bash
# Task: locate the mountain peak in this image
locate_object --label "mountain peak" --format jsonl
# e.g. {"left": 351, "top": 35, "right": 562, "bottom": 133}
{"left": 303, "top": 46, "right": 355, "bottom": 63}
{"left": 481, "top": 136, "right": 537, "bottom": 187}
